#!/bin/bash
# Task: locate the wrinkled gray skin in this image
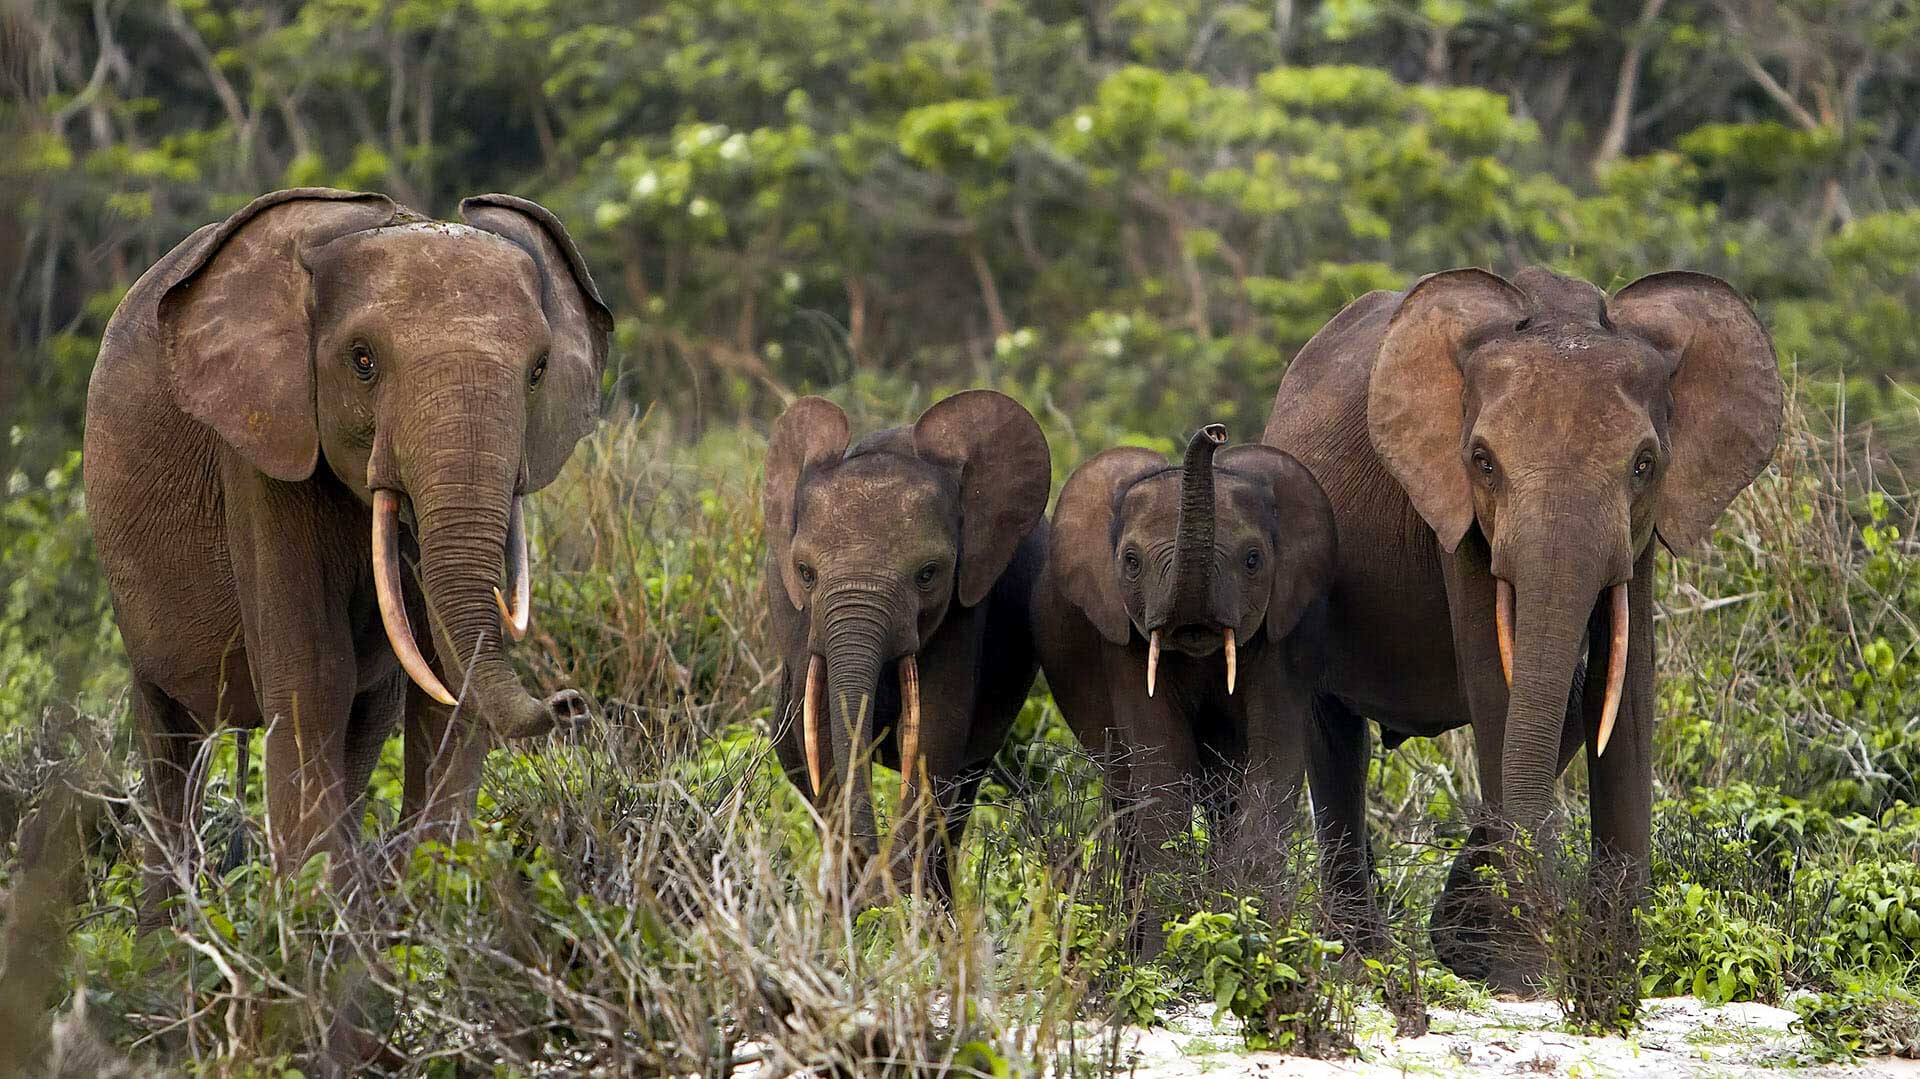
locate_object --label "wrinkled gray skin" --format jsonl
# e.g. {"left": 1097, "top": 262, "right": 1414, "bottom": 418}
{"left": 762, "top": 391, "right": 1051, "bottom": 898}
{"left": 84, "top": 189, "right": 610, "bottom": 923}
{"left": 1265, "top": 267, "right": 1783, "bottom": 989}
{"left": 1034, "top": 426, "right": 1336, "bottom": 951}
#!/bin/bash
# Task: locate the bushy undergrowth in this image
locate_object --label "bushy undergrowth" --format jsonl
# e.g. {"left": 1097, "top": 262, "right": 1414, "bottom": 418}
{"left": 4, "top": 394, "right": 1920, "bottom": 1071}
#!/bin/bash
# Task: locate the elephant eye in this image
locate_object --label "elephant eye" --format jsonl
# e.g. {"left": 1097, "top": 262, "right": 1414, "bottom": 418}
{"left": 1471, "top": 447, "right": 1495, "bottom": 480}
{"left": 1633, "top": 450, "right": 1657, "bottom": 480}
{"left": 530, "top": 352, "right": 548, "bottom": 389}
{"left": 1243, "top": 548, "right": 1262, "bottom": 573}
{"left": 914, "top": 562, "right": 941, "bottom": 589}
{"left": 350, "top": 343, "right": 376, "bottom": 382}
{"left": 796, "top": 562, "right": 817, "bottom": 589}
{"left": 1121, "top": 549, "right": 1142, "bottom": 579}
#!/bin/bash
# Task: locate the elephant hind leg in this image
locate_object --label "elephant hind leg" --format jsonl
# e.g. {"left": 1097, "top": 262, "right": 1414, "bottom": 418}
{"left": 134, "top": 681, "right": 206, "bottom": 932}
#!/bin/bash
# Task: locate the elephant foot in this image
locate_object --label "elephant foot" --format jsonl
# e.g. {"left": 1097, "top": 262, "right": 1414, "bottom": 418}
{"left": 1431, "top": 885, "right": 1548, "bottom": 997}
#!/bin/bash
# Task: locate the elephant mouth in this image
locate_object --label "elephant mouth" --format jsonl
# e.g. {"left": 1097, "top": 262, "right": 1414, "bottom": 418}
{"left": 1493, "top": 576, "right": 1630, "bottom": 755}
{"left": 798, "top": 651, "right": 924, "bottom": 803}
{"left": 1144, "top": 624, "right": 1239, "bottom": 697}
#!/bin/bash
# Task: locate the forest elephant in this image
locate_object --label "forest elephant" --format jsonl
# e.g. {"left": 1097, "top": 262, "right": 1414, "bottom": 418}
{"left": 762, "top": 390, "right": 1051, "bottom": 900}
{"left": 1264, "top": 266, "right": 1783, "bottom": 989}
{"left": 84, "top": 188, "right": 612, "bottom": 923}
{"left": 1034, "top": 424, "right": 1336, "bottom": 949}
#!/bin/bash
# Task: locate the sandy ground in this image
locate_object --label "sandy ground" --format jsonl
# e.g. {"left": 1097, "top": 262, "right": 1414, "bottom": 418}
{"left": 1105, "top": 996, "right": 1920, "bottom": 1078}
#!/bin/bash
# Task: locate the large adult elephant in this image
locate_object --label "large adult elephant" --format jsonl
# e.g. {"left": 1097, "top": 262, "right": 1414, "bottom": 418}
{"left": 1264, "top": 266, "right": 1783, "bottom": 988}
{"left": 85, "top": 188, "right": 610, "bottom": 922}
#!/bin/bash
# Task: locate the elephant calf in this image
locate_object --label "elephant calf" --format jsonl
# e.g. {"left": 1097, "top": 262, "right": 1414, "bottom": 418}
{"left": 1033, "top": 424, "right": 1336, "bottom": 945}
{"left": 762, "top": 390, "right": 1051, "bottom": 899}
{"left": 85, "top": 188, "right": 610, "bottom": 921}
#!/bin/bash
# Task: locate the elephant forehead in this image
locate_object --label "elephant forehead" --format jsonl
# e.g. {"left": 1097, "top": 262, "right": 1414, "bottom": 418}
{"left": 795, "top": 458, "right": 954, "bottom": 538}
{"left": 1465, "top": 333, "right": 1669, "bottom": 405}
{"left": 1118, "top": 471, "right": 1264, "bottom": 533}
{"left": 309, "top": 227, "right": 545, "bottom": 327}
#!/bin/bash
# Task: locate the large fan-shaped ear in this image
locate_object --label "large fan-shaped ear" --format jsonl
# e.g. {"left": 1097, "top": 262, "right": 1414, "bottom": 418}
{"left": 1367, "top": 269, "right": 1527, "bottom": 552}
{"left": 158, "top": 188, "right": 395, "bottom": 481}
{"left": 912, "top": 390, "right": 1052, "bottom": 607}
{"left": 765, "top": 397, "right": 851, "bottom": 609}
{"left": 1049, "top": 447, "right": 1165, "bottom": 644}
{"left": 459, "top": 194, "right": 614, "bottom": 490}
{"left": 1609, "top": 271, "right": 1784, "bottom": 555}
{"left": 1218, "top": 445, "right": 1336, "bottom": 641}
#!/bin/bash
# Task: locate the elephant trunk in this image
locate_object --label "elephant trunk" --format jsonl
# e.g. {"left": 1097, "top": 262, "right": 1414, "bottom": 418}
{"left": 1495, "top": 490, "right": 1630, "bottom": 831}
{"left": 380, "top": 392, "right": 560, "bottom": 740}
{"left": 1169, "top": 424, "right": 1227, "bottom": 624}
{"left": 817, "top": 585, "right": 898, "bottom": 854}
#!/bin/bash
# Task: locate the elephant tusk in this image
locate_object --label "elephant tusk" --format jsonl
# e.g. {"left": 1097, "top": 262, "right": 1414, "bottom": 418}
{"left": 493, "top": 496, "right": 531, "bottom": 642}
{"left": 897, "top": 656, "right": 921, "bottom": 803}
{"left": 1224, "top": 627, "right": 1237, "bottom": 695}
{"left": 802, "top": 655, "right": 826, "bottom": 798}
{"left": 1596, "top": 584, "right": 1630, "bottom": 757}
{"left": 372, "top": 490, "right": 457, "bottom": 707}
{"left": 1146, "top": 629, "right": 1161, "bottom": 698}
{"left": 1495, "top": 577, "right": 1515, "bottom": 688}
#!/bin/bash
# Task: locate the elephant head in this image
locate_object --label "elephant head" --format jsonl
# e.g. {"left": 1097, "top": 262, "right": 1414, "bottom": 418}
{"left": 1051, "top": 424, "right": 1335, "bottom": 695}
{"left": 763, "top": 390, "right": 1050, "bottom": 847}
{"left": 1367, "top": 266, "right": 1782, "bottom": 826}
{"left": 157, "top": 188, "right": 612, "bottom": 738}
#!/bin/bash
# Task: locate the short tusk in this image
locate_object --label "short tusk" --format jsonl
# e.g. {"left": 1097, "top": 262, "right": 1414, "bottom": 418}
{"left": 1224, "top": 627, "right": 1237, "bottom": 695}
{"left": 493, "top": 496, "right": 531, "bottom": 642}
{"left": 898, "top": 656, "right": 921, "bottom": 803}
{"left": 1495, "top": 577, "right": 1515, "bottom": 688}
{"left": 372, "top": 490, "right": 456, "bottom": 707}
{"left": 803, "top": 655, "right": 825, "bottom": 798}
{"left": 1147, "top": 629, "right": 1161, "bottom": 698}
{"left": 1596, "top": 584, "right": 1630, "bottom": 757}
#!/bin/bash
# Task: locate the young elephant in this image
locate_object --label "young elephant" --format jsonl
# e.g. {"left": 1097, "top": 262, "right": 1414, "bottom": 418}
{"left": 1033, "top": 425, "right": 1336, "bottom": 938}
{"left": 85, "top": 188, "right": 610, "bottom": 919}
{"left": 762, "top": 390, "right": 1051, "bottom": 897}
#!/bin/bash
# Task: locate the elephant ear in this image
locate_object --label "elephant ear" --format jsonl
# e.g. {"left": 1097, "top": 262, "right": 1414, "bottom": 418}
{"left": 1609, "top": 271, "right": 1784, "bottom": 555}
{"left": 765, "top": 396, "right": 851, "bottom": 610}
{"left": 1050, "top": 447, "right": 1164, "bottom": 644}
{"left": 1368, "top": 268, "right": 1528, "bottom": 553}
{"left": 912, "top": 390, "right": 1052, "bottom": 607}
{"left": 158, "top": 188, "right": 396, "bottom": 481}
{"left": 459, "top": 194, "right": 615, "bottom": 490}
{"left": 1218, "top": 445, "right": 1337, "bottom": 641}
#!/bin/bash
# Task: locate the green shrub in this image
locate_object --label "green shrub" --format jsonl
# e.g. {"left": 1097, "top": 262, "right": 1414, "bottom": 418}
{"left": 1793, "top": 975, "right": 1920, "bottom": 1062}
{"left": 1640, "top": 882, "right": 1794, "bottom": 1004}
{"left": 1164, "top": 895, "right": 1353, "bottom": 1055}
{"left": 1819, "top": 859, "right": 1920, "bottom": 974}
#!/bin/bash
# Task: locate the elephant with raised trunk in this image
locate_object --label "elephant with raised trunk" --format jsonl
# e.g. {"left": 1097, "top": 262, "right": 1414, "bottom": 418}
{"left": 1034, "top": 424, "right": 1335, "bottom": 947}
{"left": 1264, "top": 266, "right": 1783, "bottom": 988}
{"left": 762, "top": 390, "right": 1050, "bottom": 898}
{"left": 85, "top": 188, "right": 610, "bottom": 921}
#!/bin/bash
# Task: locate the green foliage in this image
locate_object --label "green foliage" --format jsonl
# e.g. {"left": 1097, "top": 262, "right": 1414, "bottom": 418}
{"left": 1165, "top": 895, "right": 1353, "bottom": 1054}
{"left": 1640, "top": 883, "right": 1794, "bottom": 1004}
{"left": 1818, "top": 859, "right": 1920, "bottom": 975}
{"left": 1793, "top": 975, "right": 1920, "bottom": 1062}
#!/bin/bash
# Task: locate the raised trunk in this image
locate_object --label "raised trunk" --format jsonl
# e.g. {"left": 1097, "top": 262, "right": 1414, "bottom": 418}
{"left": 1169, "top": 424, "right": 1227, "bottom": 624}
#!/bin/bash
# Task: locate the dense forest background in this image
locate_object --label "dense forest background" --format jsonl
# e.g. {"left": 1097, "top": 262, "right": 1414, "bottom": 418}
{"left": 4, "top": 0, "right": 1920, "bottom": 476}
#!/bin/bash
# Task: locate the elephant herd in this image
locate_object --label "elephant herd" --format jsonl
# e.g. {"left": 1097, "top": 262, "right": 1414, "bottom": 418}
{"left": 83, "top": 188, "right": 1784, "bottom": 994}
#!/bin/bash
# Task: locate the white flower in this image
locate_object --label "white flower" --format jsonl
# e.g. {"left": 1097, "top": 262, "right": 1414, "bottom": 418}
{"left": 719, "top": 133, "right": 748, "bottom": 161}
{"left": 1075, "top": 113, "right": 1094, "bottom": 134}
{"left": 6, "top": 472, "right": 26, "bottom": 497}
{"left": 44, "top": 468, "right": 63, "bottom": 490}
{"left": 633, "top": 171, "right": 660, "bottom": 198}
{"left": 688, "top": 197, "right": 713, "bottom": 218}
{"left": 781, "top": 271, "right": 802, "bottom": 293}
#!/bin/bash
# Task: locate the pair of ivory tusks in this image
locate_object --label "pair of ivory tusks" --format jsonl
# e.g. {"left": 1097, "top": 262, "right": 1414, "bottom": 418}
{"left": 1493, "top": 578, "right": 1629, "bottom": 757}
{"left": 799, "top": 655, "right": 922, "bottom": 802}
{"left": 372, "top": 490, "right": 532, "bottom": 708}
{"left": 1144, "top": 627, "right": 1237, "bottom": 699}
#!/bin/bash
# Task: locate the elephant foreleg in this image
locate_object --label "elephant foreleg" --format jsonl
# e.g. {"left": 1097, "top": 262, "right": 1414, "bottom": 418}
{"left": 1307, "top": 693, "right": 1384, "bottom": 953}
{"left": 400, "top": 679, "right": 487, "bottom": 848}
{"left": 133, "top": 682, "right": 204, "bottom": 932}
